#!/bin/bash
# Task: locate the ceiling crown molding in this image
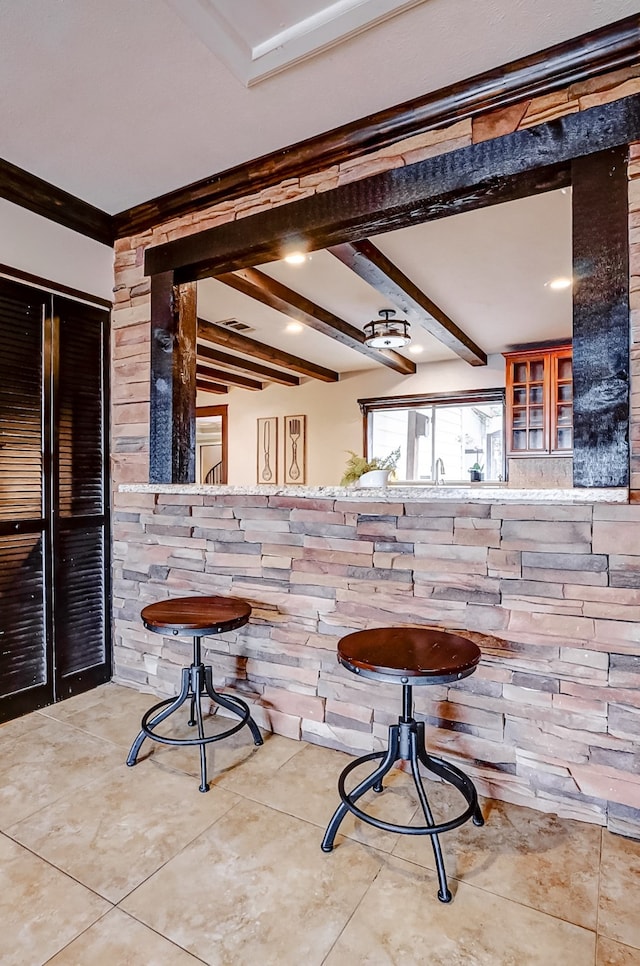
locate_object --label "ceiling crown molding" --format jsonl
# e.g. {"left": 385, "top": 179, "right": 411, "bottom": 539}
{"left": 162, "top": 0, "right": 427, "bottom": 87}
{"left": 113, "top": 13, "right": 640, "bottom": 240}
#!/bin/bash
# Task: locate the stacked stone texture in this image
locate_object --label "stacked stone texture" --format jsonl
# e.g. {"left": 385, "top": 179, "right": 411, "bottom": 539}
{"left": 112, "top": 490, "right": 640, "bottom": 836}
{"left": 111, "top": 63, "right": 640, "bottom": 836}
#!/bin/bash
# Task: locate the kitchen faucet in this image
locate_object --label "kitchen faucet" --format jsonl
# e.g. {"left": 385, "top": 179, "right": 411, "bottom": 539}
{"left": 435, "top": 457, "right": 445, "bottom": 484}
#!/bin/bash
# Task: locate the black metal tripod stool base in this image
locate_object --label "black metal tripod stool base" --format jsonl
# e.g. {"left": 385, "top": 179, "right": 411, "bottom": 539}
{"left": 321, "top": 712, "right": 483, "bottom": 903}
{"left": 127, "top": 661, "right": 263, "bottom": 793}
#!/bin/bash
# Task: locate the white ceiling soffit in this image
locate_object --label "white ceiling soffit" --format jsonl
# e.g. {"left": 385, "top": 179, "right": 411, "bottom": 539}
{"left": 163, "top": 0, "right": 429, "bottom": 86}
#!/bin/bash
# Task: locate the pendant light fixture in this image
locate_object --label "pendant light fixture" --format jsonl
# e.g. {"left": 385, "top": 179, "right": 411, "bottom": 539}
{"left": 364, "top": 309, "right": 411, "bottom": 349}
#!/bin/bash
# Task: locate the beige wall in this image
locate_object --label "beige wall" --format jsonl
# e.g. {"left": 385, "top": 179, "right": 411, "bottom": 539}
{"left": 203, "top": 355, "right": 505, "bottom": 486}
{"left": 0, "top": 198, "right": 114, "bottom": 299}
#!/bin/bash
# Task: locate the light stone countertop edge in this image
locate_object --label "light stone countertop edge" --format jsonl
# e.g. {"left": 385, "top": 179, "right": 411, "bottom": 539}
{"left": 119, "top": 483, "right": 629, "bottom": 504}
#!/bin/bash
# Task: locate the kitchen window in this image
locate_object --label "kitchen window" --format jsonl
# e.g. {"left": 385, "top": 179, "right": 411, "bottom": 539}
{"left": 359, "top": 389, "right": 506, "bottom": 484}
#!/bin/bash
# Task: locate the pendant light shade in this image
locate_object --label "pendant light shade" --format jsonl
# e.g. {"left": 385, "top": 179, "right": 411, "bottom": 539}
{"left": 364, "top": 309, "right": 411, "bottom": 349}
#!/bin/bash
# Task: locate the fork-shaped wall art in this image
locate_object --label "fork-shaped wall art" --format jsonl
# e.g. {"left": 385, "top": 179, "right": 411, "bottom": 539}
{"left": 284, "top": 414, "right": 306, "bottom": 484}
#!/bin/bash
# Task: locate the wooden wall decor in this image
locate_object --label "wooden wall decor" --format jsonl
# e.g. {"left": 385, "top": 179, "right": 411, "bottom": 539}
{"left": 257, "top": 417, "right": 278, "bottom": 484}
{"left": 284, "top": 415, "right": 306, "bottom": 485}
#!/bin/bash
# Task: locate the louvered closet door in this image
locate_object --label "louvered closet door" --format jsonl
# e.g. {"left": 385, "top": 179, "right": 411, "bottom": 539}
{"left": 0, "top": 279, "right": 52, "bottom": 719}
{"left": 0, "top": 280, "right": 110, "bottom": 721}
{"left": 53, "top": 297, "right": 110, "bottom": 699}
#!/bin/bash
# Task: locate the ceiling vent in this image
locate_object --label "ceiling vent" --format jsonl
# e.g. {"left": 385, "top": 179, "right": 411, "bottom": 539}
{"left": 217, "top": 318, "right": 255, "bottom": 333}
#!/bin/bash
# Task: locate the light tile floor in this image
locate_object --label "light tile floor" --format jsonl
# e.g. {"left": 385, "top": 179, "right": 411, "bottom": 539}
{"left": 1, "top": 682, "right": 639, "bottom": 965}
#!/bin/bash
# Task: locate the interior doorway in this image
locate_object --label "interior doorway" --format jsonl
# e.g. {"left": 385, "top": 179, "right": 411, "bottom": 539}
{"left": 196, "top": 405, "right": 228, "bottom": 483}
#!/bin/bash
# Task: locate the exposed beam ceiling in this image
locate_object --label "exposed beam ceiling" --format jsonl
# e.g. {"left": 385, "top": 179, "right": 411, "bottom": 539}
{"left": 218, "top": 267, "right": 416, "bottom": 375}
{"left": 195, "top": 378, "right": 228, "bottom": 394}
{"left": 196, "top": 362, "right": 263, "bottom": 391}
{"left": 0, "top": 156, "right": 113, "bottom": 246}
{"left": 197, "top": 317, "right": 339, "bottom": 382}
{"left": 329, "top": 239, "right": 487, "bottom": 366}
{"left": 197, "top": 342, "right": 300, "bottom": 386}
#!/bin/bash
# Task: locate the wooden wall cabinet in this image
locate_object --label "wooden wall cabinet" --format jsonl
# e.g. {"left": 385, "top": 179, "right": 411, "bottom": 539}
{"left": 504, "top": 345, "right": 572, "bottom": 456}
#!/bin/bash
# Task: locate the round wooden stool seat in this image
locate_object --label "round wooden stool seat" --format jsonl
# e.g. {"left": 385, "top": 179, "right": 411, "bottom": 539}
{"left": 337, "top": 626, "right": 481, "bottom": 685}
{"left": 141, "top": 595, "right": 251, "bottom": 637}
{"left": 322, "top": 624, "right": 484, "bottom": 903}
{"left": 127, "top": 594, "right": 262, "bottom": 792}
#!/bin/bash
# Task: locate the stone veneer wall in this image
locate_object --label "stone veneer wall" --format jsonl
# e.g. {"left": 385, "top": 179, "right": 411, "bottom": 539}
{"left": 113, "top": 490, "right": 640, "bottom": 835}
{"left": 111, "top": 63, "right": 640, "bottom": 835}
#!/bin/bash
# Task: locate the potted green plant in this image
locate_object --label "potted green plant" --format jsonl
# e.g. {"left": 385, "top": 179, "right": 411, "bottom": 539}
{"left": 341, "top": 448, "right": 401, "bottom": 487}
{"left": 469, "top": 461, "right": 484, "bottom": 482}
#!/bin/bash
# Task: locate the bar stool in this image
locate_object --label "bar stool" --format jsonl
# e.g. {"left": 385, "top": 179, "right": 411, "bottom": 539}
{"left": 321, "top": 626, "right": 484, "bottom": 902}
{"left": 126, "top": 595, "right": 263, "bottom": 792}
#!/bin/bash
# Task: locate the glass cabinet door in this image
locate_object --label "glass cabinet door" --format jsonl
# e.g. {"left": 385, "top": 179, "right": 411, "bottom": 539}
{"left": 550, "top": 350, "right": 573, "bottom": 452}
{"left": 505, "top": 346, "right": 572, "bottom": 457}
{"left": 506, "top": 353, "right": 550, "bottom": 454}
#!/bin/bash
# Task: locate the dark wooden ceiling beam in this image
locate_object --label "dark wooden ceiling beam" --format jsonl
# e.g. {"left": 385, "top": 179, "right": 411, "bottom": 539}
{"left": 0, "top": 157, "right": 114, "bottom": 246}
{"left": 329, "top": 240, "right": 487, "bottom": 367}
{"left": 196, "top": 363, "right": 263, "bottom": 390}
{"left": 196, "top": 378, "right": 229, "bottom": 394}
{"left": 218, "top": 267, "right": 416, "bottom": 375}
{"left": 148, "top": 84, "right": 640, "bottom": 280}
{"left": 115, "top": 15, "right": 640, "bottom": 238}
{"left": 197, "top": 342, "right": 300, "bottom": 386}
{"left": 197, "top": 317, "right": 339, "bottom": 382}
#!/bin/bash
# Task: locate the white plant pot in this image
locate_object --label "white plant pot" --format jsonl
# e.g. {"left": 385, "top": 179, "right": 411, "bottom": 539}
{"left": 357, "top": 469, "right": 390, "bottom": 488}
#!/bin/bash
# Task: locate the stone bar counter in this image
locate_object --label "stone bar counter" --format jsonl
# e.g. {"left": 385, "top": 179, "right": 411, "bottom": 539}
{"left": 113, "top": 484, "right": 640, "bottom": 837}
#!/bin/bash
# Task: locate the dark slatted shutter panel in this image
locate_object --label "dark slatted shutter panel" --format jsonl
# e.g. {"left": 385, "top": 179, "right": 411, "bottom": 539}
{"left": 0, "top": 282, "right": 43, "bottom": 520}
{"left": 0, "top": 279, "right": 50, "bottom": 719}
{"left": 58, "top": 309, "right": 104, "bottom": 517}
{"left": 56, "top": 527, "right": 105, "bottom": 675}
{"left": 0, "top": 534, "right": 46, "bottom": 695}
{"left": 54, "top": 298, "right": 110, "bottom": 695}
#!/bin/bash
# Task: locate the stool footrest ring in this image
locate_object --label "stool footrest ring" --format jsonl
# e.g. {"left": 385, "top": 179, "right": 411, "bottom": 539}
{"left": 322, "top": 715, "right": 483, "bottom": 903}
{"left": 127, "top": 662, "right": 263, "bottom": 792}
{"left": 335, "top": 751, "right": 479, "bottom": 837}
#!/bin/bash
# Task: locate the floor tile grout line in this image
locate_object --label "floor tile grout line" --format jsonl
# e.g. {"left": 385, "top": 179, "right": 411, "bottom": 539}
{"left": 383, "top": 846, "right": 600, "bottom": 934}
{"left": 593, "top": 824, "right": 603, "bottom": 965}
{"left": 15, "top": 785, "right": 240, "bottom": 909}
{"left": 40, "top": 905, "right": 210, "bottom": 966}
{"left": 0, "top": 827, "right": 112, "bottom": 906}
{"left": 0, "top": 755, "right": 131, "bottom": 835}
{"left": 320, "top": 863, "right": 386, "bottom": 964}
{"left": 41, "top": 906, "right": 117, "bottom": 965}
{"left": 112, "top": 792, "right": 241, "bottom": 906}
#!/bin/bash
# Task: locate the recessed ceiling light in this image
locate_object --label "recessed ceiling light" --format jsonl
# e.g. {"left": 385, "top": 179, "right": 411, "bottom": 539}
{"left": 286, "top": 322, "right": 304, "bottom": 333}
{"left": 284, "top": 252, "right": 307, "bottom": 265}
{"left": 547, "top": 276, "right": 572, "bottom": 290}
{"left": 408, "top": 344, "right": 424, "bottom": 355}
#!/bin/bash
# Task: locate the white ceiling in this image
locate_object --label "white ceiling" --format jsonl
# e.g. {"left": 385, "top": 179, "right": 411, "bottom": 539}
{"left": 2, "top": 0, "right": 639, "bottom": 213}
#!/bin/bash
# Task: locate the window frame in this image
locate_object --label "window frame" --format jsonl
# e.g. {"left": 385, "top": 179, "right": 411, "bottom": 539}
{"left": 358, "top": 388, "right": 507, "bottom": 484}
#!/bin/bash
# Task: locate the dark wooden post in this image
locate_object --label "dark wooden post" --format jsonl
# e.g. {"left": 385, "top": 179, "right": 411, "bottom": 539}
{"left": 572, "top": 147, "right": 630, "bottom": 488}
{"left": 149, "top": 271, "right": 197, "bottom": 483}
